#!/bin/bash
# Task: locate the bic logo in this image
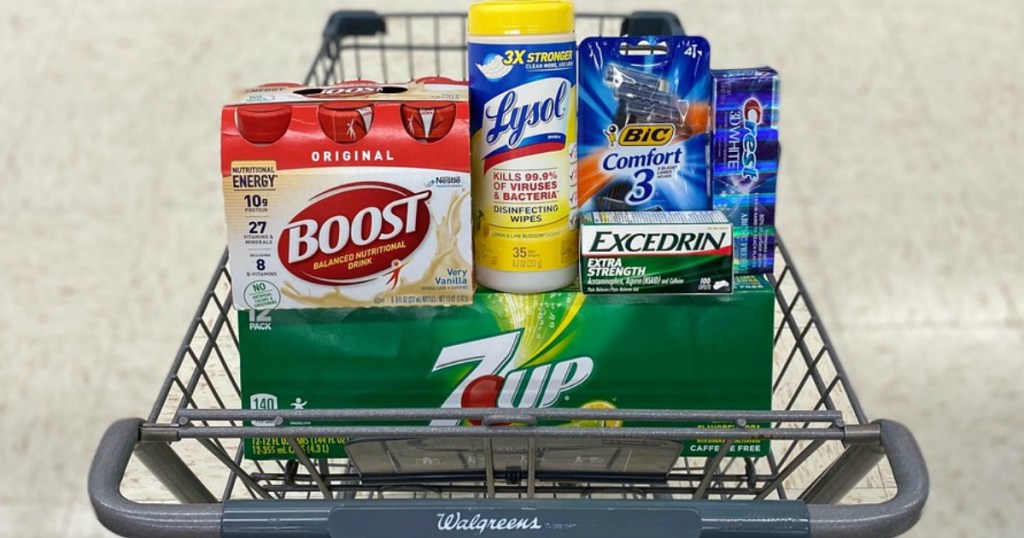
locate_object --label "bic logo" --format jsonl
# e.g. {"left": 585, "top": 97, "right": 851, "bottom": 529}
{"left": 614, "top": 124, "right": 676, "bottom": 146}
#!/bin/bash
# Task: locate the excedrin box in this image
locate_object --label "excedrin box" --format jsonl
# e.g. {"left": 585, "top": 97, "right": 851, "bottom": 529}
{"left": 578, "top": 36, "right": 712, "bottom": 213}
{"left": 221, "top": 78, "right": 472, "bottom": 310}
{"left": 711, "top": 68, "right": 780, "bottom": 274}
{"left": 580, "top": 211, "right": 733, "bottom": 295}
{"left": 240, "top": 276, "right": 774, "bottom": 460}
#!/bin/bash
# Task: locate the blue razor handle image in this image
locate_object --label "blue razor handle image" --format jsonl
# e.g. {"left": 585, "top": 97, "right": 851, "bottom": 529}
{"left": 604, "top": 65, "right": 690, "bottom": 133}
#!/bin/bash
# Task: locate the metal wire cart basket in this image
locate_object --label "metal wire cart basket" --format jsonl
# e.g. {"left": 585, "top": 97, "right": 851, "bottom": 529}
{"left": 89, "top": 11, "right": 928, "bottom": 538}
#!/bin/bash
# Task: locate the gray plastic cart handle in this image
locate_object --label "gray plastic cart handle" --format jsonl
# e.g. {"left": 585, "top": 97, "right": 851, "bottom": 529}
{"left": 89, "top": 418, "right": 927, "bottom": 538}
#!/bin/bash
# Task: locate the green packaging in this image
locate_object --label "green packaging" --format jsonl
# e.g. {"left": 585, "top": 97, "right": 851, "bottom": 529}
{"left": 241, "top": 275, "right": 774, "bottom": 461}
{"left": 580, "top": 211, "right": 734, "bottom": 295}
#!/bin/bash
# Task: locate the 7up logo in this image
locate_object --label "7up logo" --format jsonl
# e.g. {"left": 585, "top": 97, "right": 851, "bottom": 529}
{"left": 430, "top": 331, "right": 594, "bottom": 426}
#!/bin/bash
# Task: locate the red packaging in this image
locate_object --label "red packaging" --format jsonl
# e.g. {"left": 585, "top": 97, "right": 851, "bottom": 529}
{"left": 221, "top": 78, "right": 473, "bottom": 310}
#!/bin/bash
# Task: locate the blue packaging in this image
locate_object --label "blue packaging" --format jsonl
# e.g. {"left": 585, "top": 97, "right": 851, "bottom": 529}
{"left": 578, "top": 36, "right": 711, "bottom": 214}
{"left": 711, "top": 68, "right": 780, "bottom": 275}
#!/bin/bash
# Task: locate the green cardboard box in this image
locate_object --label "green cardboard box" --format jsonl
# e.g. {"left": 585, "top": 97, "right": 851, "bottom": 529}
{"left": 240, "top": 275, "right": 774, "bottom": 460}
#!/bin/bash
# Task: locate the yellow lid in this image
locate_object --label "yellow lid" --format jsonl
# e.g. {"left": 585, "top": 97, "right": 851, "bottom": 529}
{"left": 468, "top": 0, "right": 574, "bottom": 36}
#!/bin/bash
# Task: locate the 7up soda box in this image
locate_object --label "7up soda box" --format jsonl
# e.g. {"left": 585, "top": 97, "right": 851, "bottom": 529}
{"left": 241, "top": 276, "right": 774, "bottom": 461}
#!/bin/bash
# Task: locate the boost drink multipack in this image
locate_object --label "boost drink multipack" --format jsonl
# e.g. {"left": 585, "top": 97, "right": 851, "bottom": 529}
{"left": 577, "top": 36, "right": 712, "bottom": 213}
{"left": 221, "top": 78, "right": 473, "bottom": 310}
{"left": 580, "top": 211, "right": 733, "bottom": 295}
{"left": 711, "top": 68, "right": 780, "bottom": 274}
{"left": 240, "top": 276, "right": 774, "bottom": 461}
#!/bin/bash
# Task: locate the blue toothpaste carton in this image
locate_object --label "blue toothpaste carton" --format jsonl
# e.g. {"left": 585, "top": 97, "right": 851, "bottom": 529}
{"left": 711, "top": 68, "right": 780, "bottom": 275}
{"left": 578, "top": 36, "right": 712, "bottom": 214}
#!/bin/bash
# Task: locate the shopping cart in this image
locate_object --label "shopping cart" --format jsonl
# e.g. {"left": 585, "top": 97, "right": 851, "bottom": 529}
{"left": 88, "top": 10, "right": 928, "bottom": 538}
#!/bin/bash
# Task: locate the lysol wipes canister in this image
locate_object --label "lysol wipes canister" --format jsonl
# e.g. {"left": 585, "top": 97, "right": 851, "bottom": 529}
{"left": 468, "top": 0, "right": 578, "bottom": 293}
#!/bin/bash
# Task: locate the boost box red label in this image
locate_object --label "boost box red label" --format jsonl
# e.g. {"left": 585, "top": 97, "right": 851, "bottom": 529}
{"left": 221, "top": 78, "right": 473, "bottom": 310}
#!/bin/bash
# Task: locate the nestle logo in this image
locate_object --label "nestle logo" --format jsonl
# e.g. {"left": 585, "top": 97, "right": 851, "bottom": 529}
{"left": 435, "top": 512, "right": 543, "bottom": 533}
{"left": 278, "top": 181, "right": 432, "bottom": 286}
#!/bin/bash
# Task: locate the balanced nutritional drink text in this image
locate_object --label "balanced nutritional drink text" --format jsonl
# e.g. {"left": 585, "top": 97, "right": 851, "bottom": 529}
{"left": 468, "top": 0, "right": 578, "bottom": 293}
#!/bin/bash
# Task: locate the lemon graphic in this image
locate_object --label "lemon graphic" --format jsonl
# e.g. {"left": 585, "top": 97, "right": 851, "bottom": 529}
{"left": 569, "top": 400, "right": 623, "bottom": 428}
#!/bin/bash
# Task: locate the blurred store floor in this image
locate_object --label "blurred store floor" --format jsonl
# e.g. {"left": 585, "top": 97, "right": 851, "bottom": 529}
{"left": 0, "top": 0, "right": 1021, "bottom": 536}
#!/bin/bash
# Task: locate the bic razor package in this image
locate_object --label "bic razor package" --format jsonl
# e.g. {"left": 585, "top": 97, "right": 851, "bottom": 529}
{"left": 578, "top": 36, "right": 712, "bottom": 214}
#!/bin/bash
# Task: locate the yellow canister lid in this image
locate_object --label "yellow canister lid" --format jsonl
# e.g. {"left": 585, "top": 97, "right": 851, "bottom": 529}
{"left": 468, "top": 0, "right": 574, "bottom": 36}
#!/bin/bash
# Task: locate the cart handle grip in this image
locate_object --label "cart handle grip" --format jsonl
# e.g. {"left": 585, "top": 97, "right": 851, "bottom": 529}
{"left": 89, "top": 418, "right": 926, "bottom": 538}
{"left": 808, "top": 419, "right": 929, "bottom": 538}
{"left": 89, "top": 418, "right": 222, "bottom": 538}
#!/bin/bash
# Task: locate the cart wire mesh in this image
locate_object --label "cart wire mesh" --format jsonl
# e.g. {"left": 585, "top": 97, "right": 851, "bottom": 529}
{"left": 119, "top": 11, "right": 895, "bottom": 510}
{"left": 304, "top": 13, "right": 629, "bottom": 84}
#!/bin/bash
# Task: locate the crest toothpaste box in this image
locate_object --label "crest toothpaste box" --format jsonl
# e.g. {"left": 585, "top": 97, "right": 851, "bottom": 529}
{"left": 240, "top": 277, "right": 774, "bottom": 462}
{"left": 577, "top": 36, "right": 712, "bottom": 213}
{"left": 221, "top": 78, "right": 473, "bottom": 310}
{"left": 580, "top": 211, "right": 733, "bottom": 295}
{"left": 711, "top": 68, "right": 780, "bottom": 274}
